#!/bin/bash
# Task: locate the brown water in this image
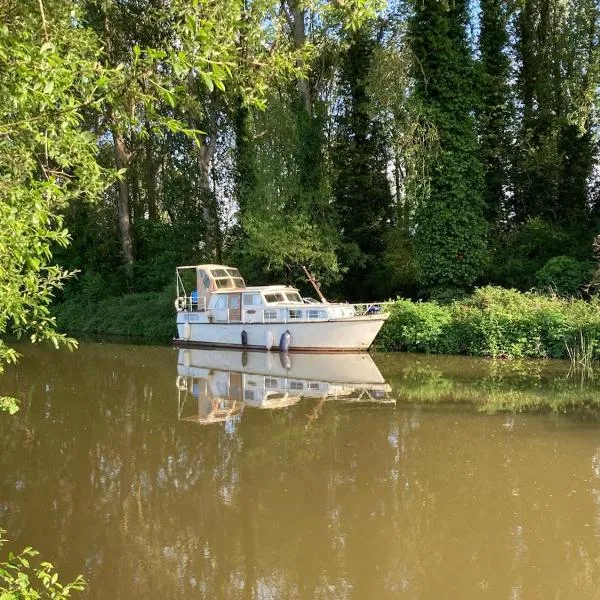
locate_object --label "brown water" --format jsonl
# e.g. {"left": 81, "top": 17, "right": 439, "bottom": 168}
{"left": 2, "top": 341, "right": 600, "bottom": 599}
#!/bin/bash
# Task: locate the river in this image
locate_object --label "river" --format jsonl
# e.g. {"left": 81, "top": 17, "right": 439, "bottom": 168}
{"left": 2, "top": 341, "right": 600, "bottom": 599}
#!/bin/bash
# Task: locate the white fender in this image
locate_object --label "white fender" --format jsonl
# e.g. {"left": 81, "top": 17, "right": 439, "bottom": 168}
{"left": 183, "top": 322, "right": 191, "bottom": 341}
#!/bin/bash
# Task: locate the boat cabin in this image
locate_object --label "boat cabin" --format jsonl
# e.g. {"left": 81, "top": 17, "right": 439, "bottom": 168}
{"left": 176, "top": 264, "right": 314, "bottom": 320}
{"left": 176, "top": 263, "right": 356, "bottom": 325}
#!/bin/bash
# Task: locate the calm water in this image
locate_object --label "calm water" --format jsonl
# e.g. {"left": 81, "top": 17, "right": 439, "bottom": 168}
{"left": 2, "top": 342, "right": 600, "bottom": 599}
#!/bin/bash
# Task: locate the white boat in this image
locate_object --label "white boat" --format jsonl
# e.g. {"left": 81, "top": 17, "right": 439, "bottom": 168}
{"left": 176, "top": 349, "right": 393, "bottom": 424}
{"left": 173, "top": 264, "right": 388, "bottom": 352}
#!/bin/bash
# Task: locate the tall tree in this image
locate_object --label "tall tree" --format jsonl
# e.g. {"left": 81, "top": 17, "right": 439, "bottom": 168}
{"left": 478, "top": 0, "right": 511, "bottom": 227}
{"left": 513, "top": 0, "right": 598, "bottom": 228}
{"left": 333, "top": 25, "right": 393, "bottom": 300}
{"left": 410, "top": 0, "right": 487, "bottom": 293}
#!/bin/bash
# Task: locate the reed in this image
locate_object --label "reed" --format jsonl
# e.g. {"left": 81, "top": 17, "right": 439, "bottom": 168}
{"left": 565, "top": 330, "right": 595, "bottom": 381}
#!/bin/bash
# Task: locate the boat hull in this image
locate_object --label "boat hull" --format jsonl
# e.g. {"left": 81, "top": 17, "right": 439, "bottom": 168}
{"left": 175, "top": 314, "right": 388, "bottom": 352}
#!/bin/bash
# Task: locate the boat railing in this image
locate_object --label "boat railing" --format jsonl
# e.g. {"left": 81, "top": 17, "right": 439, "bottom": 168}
{"left": 352, "top": 302, "right": 392, "bottom": 317}
{"left": 175, "top": 295, "right": 207, "bottom": 312}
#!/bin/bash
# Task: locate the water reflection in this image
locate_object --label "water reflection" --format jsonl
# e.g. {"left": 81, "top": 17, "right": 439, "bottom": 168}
{"left": 176, "top": 350, "right": 394, "bottom": 424}
{"left": 2, "top": 343, "right": 600, "bottom": 599}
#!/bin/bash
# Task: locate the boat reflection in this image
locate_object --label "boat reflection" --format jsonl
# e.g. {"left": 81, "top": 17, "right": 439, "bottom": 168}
{"left": 176, "top": 349, "right": 394, "bottom": 424}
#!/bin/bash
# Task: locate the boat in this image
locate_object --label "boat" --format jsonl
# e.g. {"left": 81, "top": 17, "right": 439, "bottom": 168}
{"left": 173, "top": 264, "right": 388, "bottom": 352}
{"left": 176, "top": 348, "right": 394, "bottom": 424}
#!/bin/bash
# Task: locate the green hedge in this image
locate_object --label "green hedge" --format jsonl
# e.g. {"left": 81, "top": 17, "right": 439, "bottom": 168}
{"left": 54, "top": 286, "right": 175, "bottom": 340}
{"left": 375, "top": 286, "right": 600, "bottom": 359}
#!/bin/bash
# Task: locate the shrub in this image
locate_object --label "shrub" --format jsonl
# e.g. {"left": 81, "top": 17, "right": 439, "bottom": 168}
{"left": 535, "top": 255, "right": 593, "bottom": 296}
{"left": 376, "top": 286, "right": 600, "bottom": 359}
{"left": 376, "top": 300, "right": 455, "bottom": 353}
{"left": 54, "top": 285, "right": 175, "bottom": 340}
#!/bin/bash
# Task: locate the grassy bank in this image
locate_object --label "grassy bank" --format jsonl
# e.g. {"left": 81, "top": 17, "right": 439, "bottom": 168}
{"left": 375, "top": 286, "right": 600, "bottom": 360}
{"left": 54, "top": 287, "right": 175, "bottom": 340}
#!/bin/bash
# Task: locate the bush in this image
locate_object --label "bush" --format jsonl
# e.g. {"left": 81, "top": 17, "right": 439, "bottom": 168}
{"left": 54, "top": 285, "right": 176, "bottom": 340}
{"left": 376, "top": 300, "right": 454, "bottom": 353}
{"left": 376, "top": 286, "right": 600, "bottom": 359}
{"left": 535, "top": 255, "right": 593, "bottom": 296}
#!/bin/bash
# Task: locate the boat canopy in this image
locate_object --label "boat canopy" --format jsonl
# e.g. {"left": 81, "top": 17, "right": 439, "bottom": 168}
{"left": 177, "top": 264, "right": 246, "bottom": 308}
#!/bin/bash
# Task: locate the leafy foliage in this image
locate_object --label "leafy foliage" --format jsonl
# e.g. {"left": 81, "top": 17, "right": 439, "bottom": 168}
{"left": 0, "top": 0, "right": 114, "bottom": 389}
{"left": 0, "top": 529, "right": 85, "bottom": 599}
{"left": 332, "top": 25, "right": 393, "bottom": 300}
{"left": 3, "top": 0, "right": 600, "bottom": 349}
{"left": 535, "top": 256, "right": 593, "bottom": 296}
{"left": 377, "top": 286, "right": 600, "bottom": 360}
{"left": 409, "top": 0, "right": 487, "bottom": 293}
{"left": 55, "top": 286, "right": 175, "bottom": 339}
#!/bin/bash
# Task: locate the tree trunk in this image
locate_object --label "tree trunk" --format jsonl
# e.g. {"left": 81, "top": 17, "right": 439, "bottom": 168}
{"left": 195, "top": 95, "right": 221, "bottom": 261}
{"left": 113, "top": 128, "right": 134, "bottom": 277}
{"left": 144, "top": 123, "right": 159, "bottom": 221}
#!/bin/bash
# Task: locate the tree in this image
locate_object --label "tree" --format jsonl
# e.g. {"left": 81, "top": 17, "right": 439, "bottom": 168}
{"left": 333, "top": 25, "right": 393, "bottom": 300}
{"left": 0, "top": 0, "right": 113, "bottom": 409}
{"left": 478, "top": 0, "right": 511, "bottom": 227}
{"left": 513, "top": 0, "right": 598, "bottom": 228}
{"left": 410, "top": 0, "right": 487, "bottom": 294}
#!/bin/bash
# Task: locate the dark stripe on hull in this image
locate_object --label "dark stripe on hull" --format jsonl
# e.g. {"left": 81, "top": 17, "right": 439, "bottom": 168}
{"left": 172, "top": 338, "right": 368, "bottom": 353}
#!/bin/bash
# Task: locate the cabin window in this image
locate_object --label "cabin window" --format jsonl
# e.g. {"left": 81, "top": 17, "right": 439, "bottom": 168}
{"left": 243, "top": 293, "right": 262, "bottom": 306}
{"left": 212, "top": 269, "right": 228, "bottom": 278}
{"left": 265, "top": 377, "right": 278, "bottom": 388}
{"left": 290, "top": 381, "right": 304, "bottom": 390}
{"left": 264, "top": 309, "right": 278, "bottom": 320}
{"left": 202, "top": 273, "right": 210, "bottom": 289}
{"left": 233, "top": 278, "right": 245, "bottom": 288}
{"left": 309, "top": 382, "right": 321, "bottom": 390}
{"left": 264, "top": 292, "right": 286, "bottom": 303}
{"left": 308, "top": 309, "right": 327, "bottom": 319}
{"left": 244, "top": 390, "right": 255, "bottom": 401}
{"left": 230, "top": 296, "right": 240, "bottom": 309}
{"left": 288, "top": 309, "right": 303, "bottom": 319}
{"left": 285, "top": 292, "right": 303, "bottom": 303}
{"left": 214, "top": 295, "right": 227, "bottom": 309}
{"left": 227, "top": 268, "right": 241, "bottom": 278}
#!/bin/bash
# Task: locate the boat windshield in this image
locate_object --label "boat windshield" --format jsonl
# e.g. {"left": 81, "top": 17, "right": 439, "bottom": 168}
{"left": 285, "top": 291, "right": 303, "bottom": 303}
{"left": 264, "top": 292, "right": 286, "bottom": 303}
{"left": 214, "top": 276, "right": 246, "bottom": 289}
{"left": 215, "top": 278, "right": 234, "bottom": 289}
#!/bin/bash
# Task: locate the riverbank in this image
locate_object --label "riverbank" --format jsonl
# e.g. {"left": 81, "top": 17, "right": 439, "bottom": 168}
{"left": 54, "top": 285, "right": 600, "bottom": 360}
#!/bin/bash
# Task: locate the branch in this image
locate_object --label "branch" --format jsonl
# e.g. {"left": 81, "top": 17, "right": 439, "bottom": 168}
{"left": 38, "top": 0, "right": 49, "bottom": 42}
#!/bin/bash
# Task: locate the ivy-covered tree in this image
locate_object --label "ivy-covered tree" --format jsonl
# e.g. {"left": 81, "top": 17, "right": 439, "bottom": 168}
{"left": 478, "top": 0, "right": 511, "bottom": 227}
{"left": 410, "top": 0, "right": 487, "bottom": 294}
